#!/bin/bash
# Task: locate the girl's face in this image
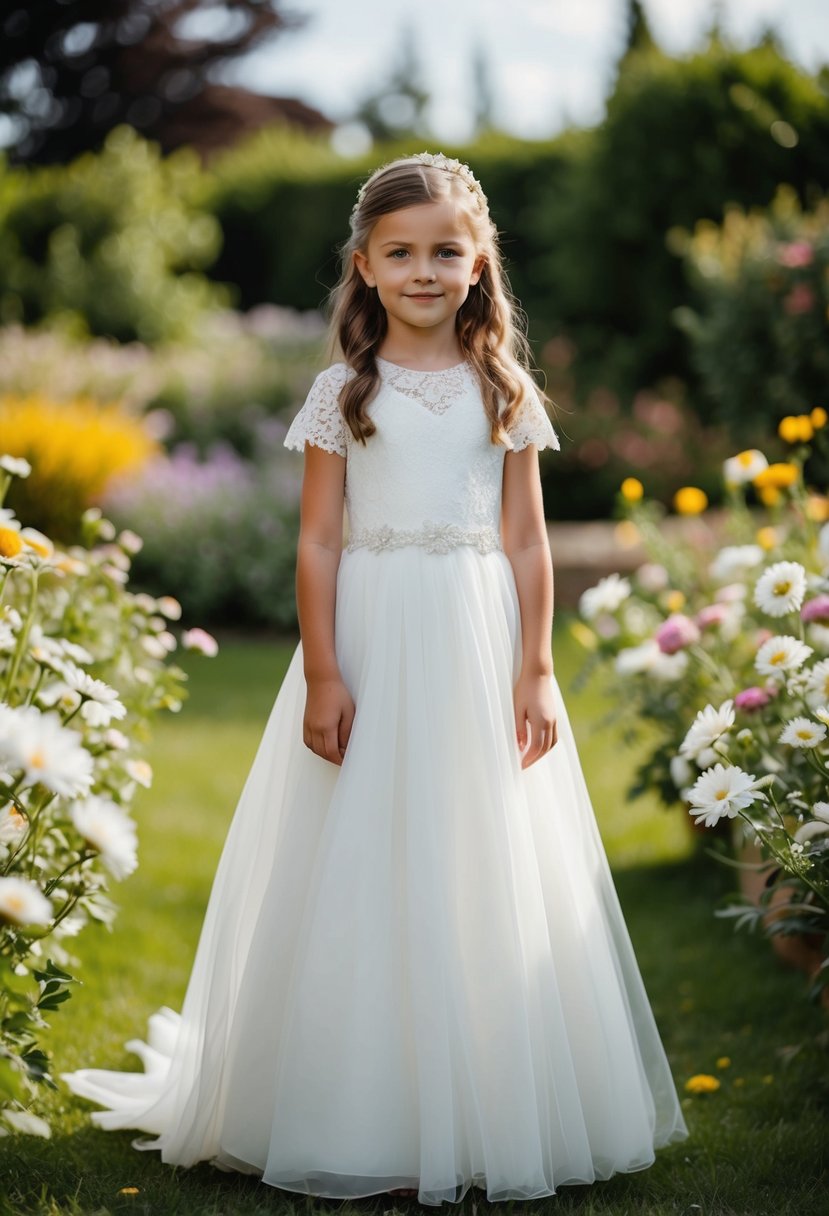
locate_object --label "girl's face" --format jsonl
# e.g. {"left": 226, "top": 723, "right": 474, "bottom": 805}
{"left": 353, "top": 200, "right": 485, "bottom": 342}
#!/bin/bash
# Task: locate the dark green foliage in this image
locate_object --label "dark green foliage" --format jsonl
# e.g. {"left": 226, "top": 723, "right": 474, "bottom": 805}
{"left": 0, "top": 125, "right": 226, "bottom": 341}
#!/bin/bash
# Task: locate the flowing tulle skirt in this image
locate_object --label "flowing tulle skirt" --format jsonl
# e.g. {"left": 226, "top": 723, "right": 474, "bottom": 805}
{"left": 62, "top": 546, "right": 689, "bottom": 1204}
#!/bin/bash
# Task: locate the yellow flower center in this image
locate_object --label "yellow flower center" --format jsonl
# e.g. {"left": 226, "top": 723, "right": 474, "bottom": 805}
{"left": 29, "top": 748, "right": 45, "bottom": 772}
{"left": 770, "top": 650, "right": 786, "bottom": 666}
{"left": 796, "top": 729, "right": 813, "bottom": 740}
{"left": 715, "top": 789, "right": 728, "bottom": 800}
{"left": 0, "top": 528, "right": 23, "bottom": 558}
{"left": 773, "top": 580, "right": 792, "bottom": 596}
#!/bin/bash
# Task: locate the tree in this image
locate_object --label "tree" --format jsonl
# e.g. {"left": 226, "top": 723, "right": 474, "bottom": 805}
{"left": 0, "top": 1, "right": 304, "bottom": 163}
{"left": 352, "top": 27, "right": 431, "bottom": 143}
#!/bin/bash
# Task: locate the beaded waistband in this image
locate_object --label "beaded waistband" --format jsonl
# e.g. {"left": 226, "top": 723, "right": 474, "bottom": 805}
{"left": 346, "top": 522, "right": 502, "bottom": 556}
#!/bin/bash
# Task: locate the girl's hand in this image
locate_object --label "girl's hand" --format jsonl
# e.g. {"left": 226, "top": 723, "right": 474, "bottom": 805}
{"left": 303, "top": 677, "right": 355, "bottom": 766}
{"left": 514, "top": 672, "right": 558, "bottom": 769}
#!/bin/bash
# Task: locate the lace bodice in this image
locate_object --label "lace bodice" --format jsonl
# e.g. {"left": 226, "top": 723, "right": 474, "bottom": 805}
{"left": 283, "top": 359, "right": 560, "bottom": 554}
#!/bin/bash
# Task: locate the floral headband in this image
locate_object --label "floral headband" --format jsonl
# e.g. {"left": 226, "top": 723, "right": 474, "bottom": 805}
{"left": 352, "top": 151, "right": 488, "bottom": 218}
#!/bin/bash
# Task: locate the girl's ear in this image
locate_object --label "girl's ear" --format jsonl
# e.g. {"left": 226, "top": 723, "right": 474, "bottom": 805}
{"left": 470, "top": 254, "right": 487, "bottom": 286}
{"left": 353, "top": 249, "right": 376, "bottom": 288}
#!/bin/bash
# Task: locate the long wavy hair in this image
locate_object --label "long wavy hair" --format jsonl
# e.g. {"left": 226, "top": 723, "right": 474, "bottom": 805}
{"left": 326, "top": 155, "right": 554, "bottom": 447}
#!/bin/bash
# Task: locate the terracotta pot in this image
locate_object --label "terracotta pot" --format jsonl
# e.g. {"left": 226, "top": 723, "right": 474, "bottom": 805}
{"left": 732, "top": 825, "right": 829, "bottom": 1012}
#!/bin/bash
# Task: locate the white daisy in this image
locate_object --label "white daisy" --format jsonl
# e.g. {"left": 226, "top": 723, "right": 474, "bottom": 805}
{"left": 709, "top": 545, "right": 764, "bottom": 582}
{"left": 0, "top": 455, "right": 32, "bottom": 478}
{"left": 680, "top": 699, "right": 735, "bottom": 760}
{"left": 755, "top": 635, "right": 813, "bottom": 677}
{"left": 0, "top": 704, "right": 93, "bottom": 796}
{"left": 779, "top": 717, "right": 828, "bottom": 748}
{"left": 80, "top": 699, "right": 127, "bottom": 728}
{"left": 753, "top": 561, "right": 807, "bottom": 617}
{"left": 614, "top": 639, "right": 659, "bottom": 675}
{"left": 181, "top": 628, "right": 219, "bottom": 658}
{"left": 794, "top": 820, "right": 829, "bottom": 845}
{"left": 806, "top": 659, "right": 829, "bottom": 709}
{"left": 157, "top": 596, "right": 182, "bottom": 621}
{"left": 807, "top": 623, "right": 829, "bottom": 652}
{"left": 651, "top": 650, "right": 689, "bottom": 681}
{"left": 0, "top": 508, "right": 21, "bottom": 532}
{"left": 0, "top": 803, "right": 27, "bottom": 844}
{"left": 669, "top": 754, "right": 694, "bottom": 791}
{"left": 71, "top": 796, "right": 138, "bottom": 880}
{"left": 687, "top": 763, "right": 766, "bottom": 828}
{"left": 125, "top": 758, "right": 153, "bottom": 789}
{"left": 579, "top": 573, "right": 632, "bottom": 621}
{"left": 0, "top": 876, "right": 52, "bottom": 926}
{"left": 635, "top": 563, "right": 669, "bottom": 593}
{"left": 723, "top": 449, "right": 768, "bottom": 485}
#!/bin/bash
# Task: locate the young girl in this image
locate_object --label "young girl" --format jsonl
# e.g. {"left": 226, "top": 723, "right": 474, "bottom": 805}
{"left": 63, "top": 152, "right": 689, "bottom": 1204}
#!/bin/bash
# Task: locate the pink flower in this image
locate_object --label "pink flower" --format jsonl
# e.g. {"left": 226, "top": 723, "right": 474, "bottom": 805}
{"left": 734, "top": 686, "right": 773, "bottom": 711}
{"left": 655, "top": 613, "right": 700, "bottom": 654}
{"left": 777, "top": 240, "right": 814, "bottom": 268}
{"left": 181, "top": 628, "right": 219, "bottom": 657}
{"left": 801, "top": 595, "right": 829, "bottom": 624}
{"left": 783, "top": 284, "right": 816, "bottom": 315}
{"left": 695, "top": 603, "right": 730, "bottom": 630}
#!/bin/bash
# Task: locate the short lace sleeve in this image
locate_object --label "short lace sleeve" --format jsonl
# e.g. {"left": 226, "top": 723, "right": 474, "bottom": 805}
{"left": 283, "top": 364, "right": 352, "bottom": 456}
{"left": 506, "top": 384, "right": 561, "bottom": 453}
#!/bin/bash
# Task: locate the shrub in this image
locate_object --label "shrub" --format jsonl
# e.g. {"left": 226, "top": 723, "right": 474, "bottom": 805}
{"left": 103, "top": 431, "right": 302, "bottom": 630}
{"left": 673, "top": 185, "right": 829, "bottom": 440}
{"left": 0, "top": 394, "right": 157, "bottom": 541}
{"left": 0, "top": 126, "right": 226, "bottom": 343}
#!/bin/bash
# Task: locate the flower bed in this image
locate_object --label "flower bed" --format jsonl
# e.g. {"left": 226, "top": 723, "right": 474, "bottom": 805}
{"left": 574, "top": 412, "right": 829, "bottom": 1009}
{"left": 0, "top": 457, "right": 216, "bottom": 1136}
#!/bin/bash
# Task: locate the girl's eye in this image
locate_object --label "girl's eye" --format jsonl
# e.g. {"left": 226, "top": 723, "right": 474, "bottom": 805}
{"left": 389, "top": 249, "right": 408, "bottom": 258}
{"left": 438, "top": 249, "right": 459, "bottom": 258}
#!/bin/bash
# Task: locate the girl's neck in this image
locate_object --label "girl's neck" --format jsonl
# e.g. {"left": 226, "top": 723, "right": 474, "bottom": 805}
{"left": 376, "top": 336, "right": 464, "bottom": 373}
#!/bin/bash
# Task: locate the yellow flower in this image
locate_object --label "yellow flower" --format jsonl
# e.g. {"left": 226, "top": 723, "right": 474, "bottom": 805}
{"left": 620, "top": 477, "right": 644, "bottom": 502}
{"left": 665, "top": 589, "right": 686, "bottom": 613}
{"left": 753, "top": 462, "right": 798, "bottom": 489}
{"left": 684, "top": 1074, "right": 721, "bottom": 1095}
{"left": 614, "top": 520, "right": 640, "bottom": 548}
{"left": 778, "top": 414, "right": 813, "bottom": 444}
{"left": 674, "top": 486, "right": 708, "bottom": 515}
{"left": 569, "top": 620, "right": 598, "bottom": 651}
{"left": 0, "top": 527, "right": 23, "bottom": 558}
{"left": 716, "top": 1056, "right": 731, "bottom": 1069}
{"left": 806, "top": 494, "right": 829, "bottom": 521}
{"left": 733, "top": 1077, "right": 745, "bottom": 1088}
{"left": 758, "top": 485, "right": 781, "bottom": 507}
{"left": 118, "top": 1187, "right": 140, "bottom": 1195}
{"left": 756, "top": 526, "right": 778, "bottom": 550}
{"left": 811, "top": 406, "right": 827, "bottom": 429}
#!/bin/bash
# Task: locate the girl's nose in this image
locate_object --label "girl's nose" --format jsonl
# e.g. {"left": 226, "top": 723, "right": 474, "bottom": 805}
{"left": 413, "top": 261, "right": 436, "bottom": 282}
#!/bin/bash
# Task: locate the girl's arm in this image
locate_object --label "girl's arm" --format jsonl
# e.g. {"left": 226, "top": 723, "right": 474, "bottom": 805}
{"left": 501, "top": 445, "right": 559, "bottom": 768}
{"left": 296, "top": 444, "right": 355, "bottom": 766}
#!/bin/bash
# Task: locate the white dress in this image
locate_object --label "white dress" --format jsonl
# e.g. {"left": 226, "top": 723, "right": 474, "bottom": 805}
{"left": 62, "top": 357, "right": 689, "bottom": 1205}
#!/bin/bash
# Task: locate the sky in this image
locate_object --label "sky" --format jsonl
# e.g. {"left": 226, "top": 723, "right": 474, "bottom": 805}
{"left": 224, "top": 0, "right": 829, "bottom": 145}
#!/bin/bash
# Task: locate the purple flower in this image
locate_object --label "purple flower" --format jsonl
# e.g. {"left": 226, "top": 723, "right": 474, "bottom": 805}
{"left": 655, "top": 613, "right": 700, "bottom": 655}
{"left": 695, "top": 603, "right": 730, "bottom": 630}
{"left": 734, "top": 686, "right": 773, "bottom": 712}
{"left": 801, "top": 595, "right": 829, "bottom": 624}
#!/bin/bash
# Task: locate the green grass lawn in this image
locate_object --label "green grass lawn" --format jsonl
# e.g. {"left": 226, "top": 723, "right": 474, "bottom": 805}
{"left": 2, "top": 614, "right": 828, "bottom": 1216}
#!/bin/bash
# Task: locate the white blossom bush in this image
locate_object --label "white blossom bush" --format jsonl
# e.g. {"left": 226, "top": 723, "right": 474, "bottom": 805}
{"left": 0, "top": 456, "right": 217, "bottom": 1137}
{"left": 574, "top": 413, "right": 829, "bottom": 1006}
